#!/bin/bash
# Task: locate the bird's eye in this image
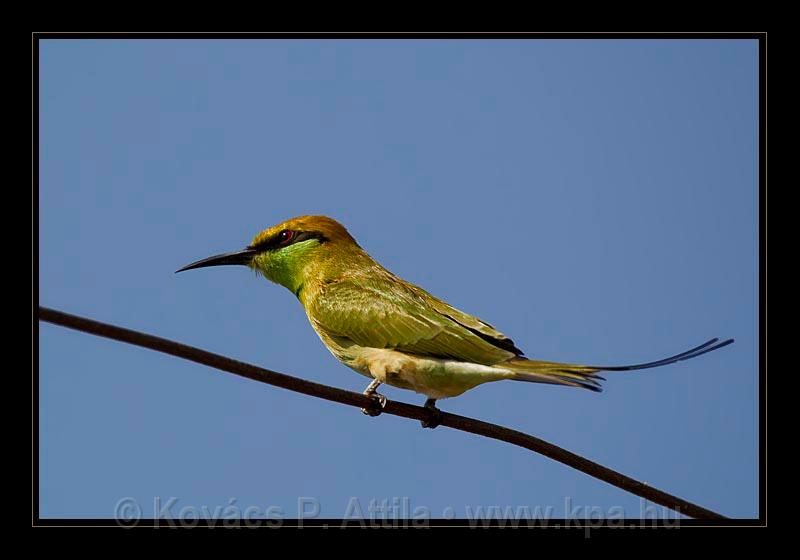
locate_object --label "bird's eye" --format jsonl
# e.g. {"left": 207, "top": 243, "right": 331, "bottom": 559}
{"left": 278, "top": 229, "right": 294, "bottom": 244}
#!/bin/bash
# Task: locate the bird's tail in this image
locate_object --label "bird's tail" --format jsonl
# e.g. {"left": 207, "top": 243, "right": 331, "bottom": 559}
{"left": 504, "top": 337, "right": 734, "bottom": 392}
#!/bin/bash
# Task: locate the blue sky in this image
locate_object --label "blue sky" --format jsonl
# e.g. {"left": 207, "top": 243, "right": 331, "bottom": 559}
{"left": 38, "top": 38, "right": 759, "bottom": 521}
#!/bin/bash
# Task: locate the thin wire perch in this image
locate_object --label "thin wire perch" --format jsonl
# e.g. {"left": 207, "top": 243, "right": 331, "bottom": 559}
{"left": 37, "top": 306, "right": 727, "bottom": 520}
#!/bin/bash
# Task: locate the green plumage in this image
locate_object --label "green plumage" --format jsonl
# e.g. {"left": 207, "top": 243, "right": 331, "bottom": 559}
{"left": 308, "top": 273, "right": 517, "bottom": 365}
{"left": 177, "top": 215, "right": 733, "bottom": 404}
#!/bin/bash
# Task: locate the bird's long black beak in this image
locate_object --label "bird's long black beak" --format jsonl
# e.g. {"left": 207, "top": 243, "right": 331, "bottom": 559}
{"left": 175, "top": 248, "right": 257, "bottom": 273}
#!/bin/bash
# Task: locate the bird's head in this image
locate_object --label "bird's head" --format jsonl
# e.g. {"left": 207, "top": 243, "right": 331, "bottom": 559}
{"left": 176, "top": 215, "right": 360, "bottom": 296}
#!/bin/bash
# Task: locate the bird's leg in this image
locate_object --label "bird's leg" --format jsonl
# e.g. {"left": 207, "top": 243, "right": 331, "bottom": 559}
{"left": 421, "top": 398, "right": 443, "bottom": 429}
{"left": 360, "top": 378, "right": 387, "bottom": 417}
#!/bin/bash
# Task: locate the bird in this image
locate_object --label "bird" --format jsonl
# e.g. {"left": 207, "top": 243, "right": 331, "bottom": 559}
{"left": 177, "top": 215, "right": 733, "bottom": 428}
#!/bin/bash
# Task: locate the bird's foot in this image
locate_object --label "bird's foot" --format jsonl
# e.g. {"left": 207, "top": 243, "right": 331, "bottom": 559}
{"left": 421, "top": 398, "right": 442, "bottom": 429}
{"left": 361, "top": 379, "right": 387, "bottom": 417}
{"left": 361, "top": 392, "right": 387, "bottom": 417}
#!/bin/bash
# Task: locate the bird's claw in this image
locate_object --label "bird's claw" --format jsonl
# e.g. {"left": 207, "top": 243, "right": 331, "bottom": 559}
{"left": 361, "top": 392, "right": 387, "bottom": 417}
{"left": 421, "top": 401, "right": 442, "bottom": 429}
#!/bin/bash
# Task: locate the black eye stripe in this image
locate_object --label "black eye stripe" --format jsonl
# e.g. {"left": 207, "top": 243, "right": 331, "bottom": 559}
{"left": 248, "top": 230, "right": 329, "bottom": 253}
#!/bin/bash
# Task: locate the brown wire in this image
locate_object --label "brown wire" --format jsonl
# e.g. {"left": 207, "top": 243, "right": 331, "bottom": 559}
{"left": 38, "top": 306, "right": 726, "bottom": 520}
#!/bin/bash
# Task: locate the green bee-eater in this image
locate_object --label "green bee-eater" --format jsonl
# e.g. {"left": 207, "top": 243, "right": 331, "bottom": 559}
{"left": 177, "top": 215, "right": 733, "bottom": 428}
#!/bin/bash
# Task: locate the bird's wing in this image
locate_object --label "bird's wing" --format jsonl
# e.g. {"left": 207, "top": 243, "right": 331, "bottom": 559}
{"left": 419, "top": 289, "right": 524, "bottom": 356}
{"left": 309, "top": 274, "right": 521, "bottom": 365}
